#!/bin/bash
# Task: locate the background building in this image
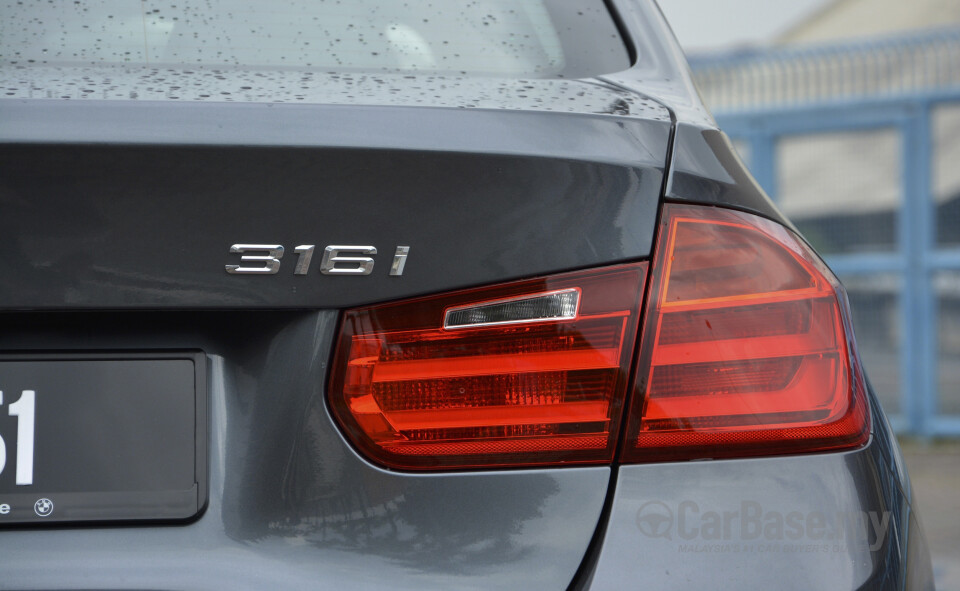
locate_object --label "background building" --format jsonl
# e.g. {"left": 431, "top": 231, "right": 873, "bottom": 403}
{"left": 778, "top": 0, "right": 960, "bottom": 44}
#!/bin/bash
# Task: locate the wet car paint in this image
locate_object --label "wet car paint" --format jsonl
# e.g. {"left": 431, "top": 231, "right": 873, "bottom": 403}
{"left": 0, "top": 110, "right": 667, "bottom": 309}
{"left": 0, "top": 0, "right": 934, "bottom": 588}
{"left": 583, "top": 397, "right": 925, "bottom": 589}
{"left": 0, "top": 311, "right": 609, "bottom": 589}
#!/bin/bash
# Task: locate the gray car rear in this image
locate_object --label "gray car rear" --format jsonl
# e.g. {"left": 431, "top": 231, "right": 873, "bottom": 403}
{"left": 0, "top": 1, "right": 933, "bottom": 589}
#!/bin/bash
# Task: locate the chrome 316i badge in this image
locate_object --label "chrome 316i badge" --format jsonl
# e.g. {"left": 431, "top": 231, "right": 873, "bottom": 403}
{"left": 225, "top": 244, "right": 409, "bottom": 276}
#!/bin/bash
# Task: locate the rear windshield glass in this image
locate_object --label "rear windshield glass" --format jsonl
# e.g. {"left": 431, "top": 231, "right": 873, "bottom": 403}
{"left": 0, "top": 0, "right": 630, "bottom": 78}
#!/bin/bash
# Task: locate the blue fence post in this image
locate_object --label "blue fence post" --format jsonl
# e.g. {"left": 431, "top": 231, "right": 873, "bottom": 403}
{"left": 900, "top": 102, "right": 937, "bottom": 437}
{"left": 748, "top": 133, "right": 777, "bottom": 199}
{"left": 916, "top": 102, "right": 939, "bottom": 437}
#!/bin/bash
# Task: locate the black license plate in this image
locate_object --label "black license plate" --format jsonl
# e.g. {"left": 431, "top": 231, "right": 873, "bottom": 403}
{"left": 0, "top": 352, "right": 206, "bottom": 525}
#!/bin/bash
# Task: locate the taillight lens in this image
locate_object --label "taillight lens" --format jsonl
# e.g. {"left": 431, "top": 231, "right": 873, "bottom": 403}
{"left": 622, "top": 204, "right": 870, "bottom": 462}
{"left": 329, "top": 204, "right": 870, "bottom": 470}
{"left": 328, "top": 264, "right": 647, "bottom": 470}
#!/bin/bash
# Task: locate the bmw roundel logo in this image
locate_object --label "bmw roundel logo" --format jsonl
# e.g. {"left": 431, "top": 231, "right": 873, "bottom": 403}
{"left": 34, "top": 498, "right": 54, "bottom": 517}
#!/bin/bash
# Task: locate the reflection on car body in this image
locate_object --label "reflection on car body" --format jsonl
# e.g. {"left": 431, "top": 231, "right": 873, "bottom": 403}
{"left": 0, "top": 0, "right": 934, "bottom": 589}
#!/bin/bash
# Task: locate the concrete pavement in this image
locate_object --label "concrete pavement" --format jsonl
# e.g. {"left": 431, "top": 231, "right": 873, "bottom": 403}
{"left": 901, "top": 439, "right": 960, "bottom": 590}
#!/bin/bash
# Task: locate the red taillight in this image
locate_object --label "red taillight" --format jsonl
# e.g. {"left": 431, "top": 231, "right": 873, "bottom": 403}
{"left": 622, "top": 203, "right": 869, "bottom": 462}
{"left": 328, "top": 264, "right": 647, "bottom": 470}
{"left": 329, "top": 204, "right": 869, "bottom": 470}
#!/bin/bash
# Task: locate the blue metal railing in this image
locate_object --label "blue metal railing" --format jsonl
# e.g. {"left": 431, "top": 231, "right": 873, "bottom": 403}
{"left": 688, "top": 29, "right": 960, "bottom": 437}
{"left": 689, "top": 27, "right": 960, "bottom": 112}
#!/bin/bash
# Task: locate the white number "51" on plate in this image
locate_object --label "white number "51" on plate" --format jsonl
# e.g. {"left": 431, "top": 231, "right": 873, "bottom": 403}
{"left": 0, "top": 390, "right": 35, "bottom": 486}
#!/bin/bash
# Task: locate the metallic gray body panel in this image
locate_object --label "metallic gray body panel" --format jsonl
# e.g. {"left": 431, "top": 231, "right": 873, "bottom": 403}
{"left": 0, "top": 96, "right": 669, "bottom": 154}
{"left": 584, "top": 393, "right": 933, "bottom": 590}
{"left": 0, "top": 311, "right": 609, "bottom": 589}
{"left": 0, "top": 69, "right": 666, "bottom": 114}
{"left": 588, "top": 446, "right": 906, "bottom": 589}
{"left": 0, "top": 102, "right": 668, "bottom": 310}
{"left": 666, "top": 122, "right": 794, "bottom": 227}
